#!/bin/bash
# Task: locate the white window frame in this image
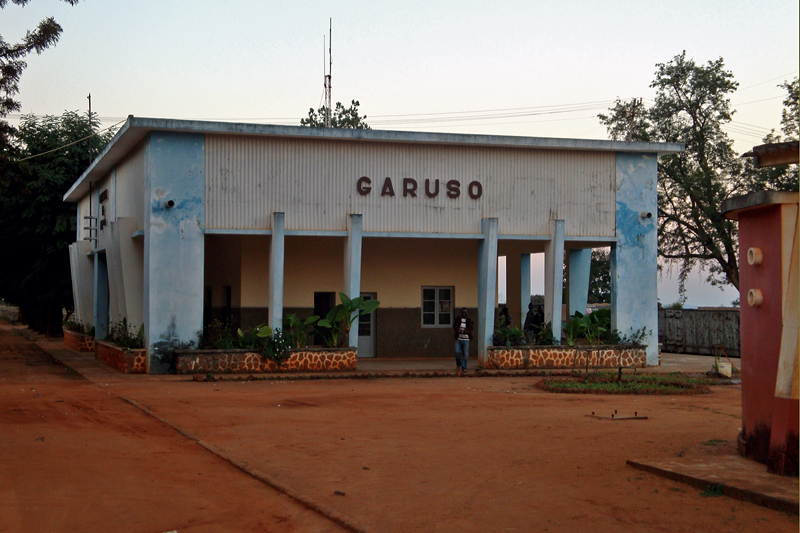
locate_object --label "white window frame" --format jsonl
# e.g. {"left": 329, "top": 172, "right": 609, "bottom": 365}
{"left": 421, "top": 286, "right": 454, "bottom": 328}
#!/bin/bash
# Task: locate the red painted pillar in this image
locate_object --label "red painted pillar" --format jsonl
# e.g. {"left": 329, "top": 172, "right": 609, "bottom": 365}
{"left": 722, "top": 192, "right": 799, "bottom": 476}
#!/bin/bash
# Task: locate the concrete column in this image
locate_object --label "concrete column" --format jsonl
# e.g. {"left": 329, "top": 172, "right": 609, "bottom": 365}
{"left": 544, "top": 220, "right": 565, "bottom": 342}
{"left": 612, "top": 153, "right": 659, "bottom": 364}
{"left": 93, "top": 252, "right": 109, "bottom": 340}
{"left": 344, "top": 214, "right": 363, "bottom": 348}
{"left": 477, "top": 218, "right": 498, "bottom": 366}
{"left": 568, "top": 248, "right": 591, "bottom": 316}
{"left": 269, "top": 212, "right": 285, "bottom": 332}
{"left": 69, "top": 240, "right": 94, "bottom": 325}
{"left": 520, "top": 253, "right": 531, "bottom": 325}
{"left": 143, "top": 132, "right": 205, "bottom": 374}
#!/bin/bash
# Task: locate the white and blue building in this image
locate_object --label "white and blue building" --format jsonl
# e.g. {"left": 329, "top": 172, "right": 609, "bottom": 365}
{"left": 64, "top": 116, "right": 682, "bottom": 373}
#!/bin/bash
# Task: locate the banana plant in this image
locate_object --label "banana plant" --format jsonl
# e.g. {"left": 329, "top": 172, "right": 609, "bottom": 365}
{"left": 283, "top": 313, "right": 319, "bottom": 348}
{"left": 317, "top": 292, "right": 380, "bottom": 347}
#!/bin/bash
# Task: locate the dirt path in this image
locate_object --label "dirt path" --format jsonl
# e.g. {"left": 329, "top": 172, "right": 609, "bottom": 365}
{"left": 1, "top": 323, "right": 796, "bottom": 532}
{"left": 0, "top": 324, "right": 348, "bottom": 533}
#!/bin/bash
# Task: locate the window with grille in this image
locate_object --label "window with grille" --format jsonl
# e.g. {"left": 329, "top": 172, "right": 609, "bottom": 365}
{"left": 421, "top": 287, "right": 453, "bottom": 327}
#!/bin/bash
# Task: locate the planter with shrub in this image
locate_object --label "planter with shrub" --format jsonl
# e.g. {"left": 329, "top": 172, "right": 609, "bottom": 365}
{"left": 62, "top": 320, "right": 95, "bottom": 352}
{"left": 95, "top": 319, "right": 146, "bottom": 373}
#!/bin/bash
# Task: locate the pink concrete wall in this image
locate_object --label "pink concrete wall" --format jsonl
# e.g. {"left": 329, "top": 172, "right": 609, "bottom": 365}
{"left": 738, "top": 204, "right": 798, "bottom": 474}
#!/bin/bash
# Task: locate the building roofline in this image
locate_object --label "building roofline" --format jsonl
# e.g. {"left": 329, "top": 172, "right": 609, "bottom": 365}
{"left": 721, "top": 191, "right": 799, "bottom": 220}
{"left": 64, "top": 115, "right": 685, "bottom": 202}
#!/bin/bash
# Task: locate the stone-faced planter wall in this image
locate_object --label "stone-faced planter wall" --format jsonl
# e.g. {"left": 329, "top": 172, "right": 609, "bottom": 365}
{"left": 174, "top": 347, "right": 357, "bottom": 374}
{"left": 486, "top": 345, "right": 646, "bottom": 370}
{"left": 95, "top": 340, "right": 146, "bottom": 373}
{"left": 63, "top": 329, "right": 94, "bottom": 352}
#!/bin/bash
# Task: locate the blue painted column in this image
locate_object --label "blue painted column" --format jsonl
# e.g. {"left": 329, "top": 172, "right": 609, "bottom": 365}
{"left": 344, "top": 214, "right": 363, "bottom": 348}
{"left": 613, "top": 153, "right": 659, "bottom": 365}
{"left": 520, "top": 253, "right": 531, "bottom": 325}
{"left": 477, "top": 218, "right": 498, "bottom": 366}
{"left": 568, "top": 249, "right": 591, "bottom": 316}
{"left": 545, "top": 220, "right": 565, "bottom": 342}
{"left": 93, "top": 252, "right": 109, "bottom": 340}
{"left": 269, "top": 212, "right": 285, "bottom": 332}
{"left": 143, "top": 132, "right": 205, "bottom": 374}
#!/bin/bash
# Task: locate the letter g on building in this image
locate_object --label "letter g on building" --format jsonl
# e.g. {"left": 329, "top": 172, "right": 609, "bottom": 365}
{"left": 357, "top": 176, "right": 372, "bottom": 195}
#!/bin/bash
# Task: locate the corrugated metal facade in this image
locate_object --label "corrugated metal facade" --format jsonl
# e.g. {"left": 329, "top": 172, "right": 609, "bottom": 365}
{"left": 205, "top": 135, "right": 616, "bottom": 236}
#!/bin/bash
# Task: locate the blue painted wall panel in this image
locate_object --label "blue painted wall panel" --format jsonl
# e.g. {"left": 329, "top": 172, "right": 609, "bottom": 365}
{"left": 144, "top": 132, "right": 205, "bottom": 373}
{"left": 613, "top": 153, "right": 658, "bottom": 364}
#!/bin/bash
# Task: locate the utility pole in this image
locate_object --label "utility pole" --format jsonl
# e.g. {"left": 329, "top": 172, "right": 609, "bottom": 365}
{"left": 87, "top": 93, "right": 92, "bottom": 160}
{"left": 84, "top": 92, "right": 96, "bottom": 246}
{"left": 626, "top": 98, "right": 641, "bottom": 141}
{"left": 324, "top": 19, "right": 332, "bottom": 127}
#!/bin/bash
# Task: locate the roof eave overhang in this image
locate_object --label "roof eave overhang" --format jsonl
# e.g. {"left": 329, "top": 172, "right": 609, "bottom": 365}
{"left": 721, "top": 191, "right": 799, "bottom": 220}
{"left": 63, "top": 116, "right": 685, "bottom": 203}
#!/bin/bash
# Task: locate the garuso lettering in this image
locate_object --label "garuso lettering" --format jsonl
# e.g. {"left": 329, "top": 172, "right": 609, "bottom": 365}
{"left": 358, "top": 177, "right": 482, "bottom": 200}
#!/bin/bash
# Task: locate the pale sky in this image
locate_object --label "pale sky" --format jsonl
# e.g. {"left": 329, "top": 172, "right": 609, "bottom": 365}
{"left": 2, "top": 0, "right": 798, "bottom": 307}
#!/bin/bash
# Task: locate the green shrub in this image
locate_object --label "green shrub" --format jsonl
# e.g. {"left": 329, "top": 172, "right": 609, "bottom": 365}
{"left": 198, "top": 318, "right": 237, "bottom": 350}
{"left": 492, "top": 326, "right": 526, "bottom": 347}
{"left": 283, "top": 313, "right": 319, "bottom": 348}
{"left": 529, "top": 321, "right": 557, "bottom": 345}
{"left": 63, "top": 319, "right": 90, "bottom": 335}
{"left": 198, "top": 320, "right": 294, "bottom": 365}
{"left": 106, "top": 318, "right": 144, "bottom": 349}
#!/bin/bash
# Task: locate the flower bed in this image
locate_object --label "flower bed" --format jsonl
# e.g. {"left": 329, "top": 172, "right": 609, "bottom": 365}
{"left": 63, "top": 329, "right": 95, "bottom": 352}
{"left": 485, "top": 345, "right": 646, "bottom": 370}
{"left": 174, "top": 347, "right": 357, "bottom": 374}
{"left": 535, "top": 375, "right": 711, "bottom": 395}
{"left": 95, "top": 340, "right": 146, "bottom": 373}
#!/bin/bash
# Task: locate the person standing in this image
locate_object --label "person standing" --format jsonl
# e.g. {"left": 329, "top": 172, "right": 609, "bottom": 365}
{"left": 523, "top": 302, "right": 536, "bottom": 341}
{"left": 453, "top": 307, "right": 473, "bottom": 374}
{"left": 497, "top": 305, "right": 512, "bottom": 329}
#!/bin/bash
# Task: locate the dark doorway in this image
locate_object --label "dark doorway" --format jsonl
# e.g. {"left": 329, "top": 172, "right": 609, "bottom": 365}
{"left": 314, "top": 292, "right": 336, "bottom": 345}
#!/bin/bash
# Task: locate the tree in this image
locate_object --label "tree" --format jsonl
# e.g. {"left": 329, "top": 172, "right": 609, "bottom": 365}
{"left": 587, "top": 249, "right": 611, "bottom": 304}
{"left": 741, "top": 77, "right": 799, "bottom": 193}
{"left": 780, "top": 78, "right": 798, "bottom": 140}
{"left": 0, "top": 1, "right": 82, "bottom": 335}
{"left": 0, "top": 111, "right": 114, "bottom": 335}
{"left": 598, "top": 53, "right": 798, "bottom": 294}
{"left": 300, "top": 100, "right": 371, "bottom": 129}
{"left": 0, "top": 0, "right": 79, "bottom": 117}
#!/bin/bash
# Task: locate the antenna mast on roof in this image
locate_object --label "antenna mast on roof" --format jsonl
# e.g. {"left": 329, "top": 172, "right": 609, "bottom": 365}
{"left": 324, "top": 18, "right": 332, "bottom": 127}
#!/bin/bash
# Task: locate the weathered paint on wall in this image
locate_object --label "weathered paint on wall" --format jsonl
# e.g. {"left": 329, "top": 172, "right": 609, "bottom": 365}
{"left": 144, "top": 132, "right": 205, "bottom": 373}
{"left": 737, "top": 203, "right": 796, "bottom": 471}
{"left": 612, "top": 153, "right": 658, "bottom": 364}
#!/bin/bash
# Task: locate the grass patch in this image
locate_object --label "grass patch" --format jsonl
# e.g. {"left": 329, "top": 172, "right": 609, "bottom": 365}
{"left": 535, "top": 374, "right": 711, "bottom": 395}
{"left": 701, "top": 483, "right": 725, "bottom": 497}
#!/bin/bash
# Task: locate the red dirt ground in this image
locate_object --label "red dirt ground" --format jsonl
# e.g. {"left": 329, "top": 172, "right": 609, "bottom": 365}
{"left": 1, "top": 323, "right": 797, "bottom": 532}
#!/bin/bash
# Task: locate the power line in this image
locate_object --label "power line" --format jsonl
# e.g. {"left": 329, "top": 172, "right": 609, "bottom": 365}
{"left": 738, "top": 70, "right": 798, "bottom": 91}
{"left": 731, "top": 94, "right": 786, "bottom": 106}
{"left": 16, "top": 119, "right": 125, "bottom": 162}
